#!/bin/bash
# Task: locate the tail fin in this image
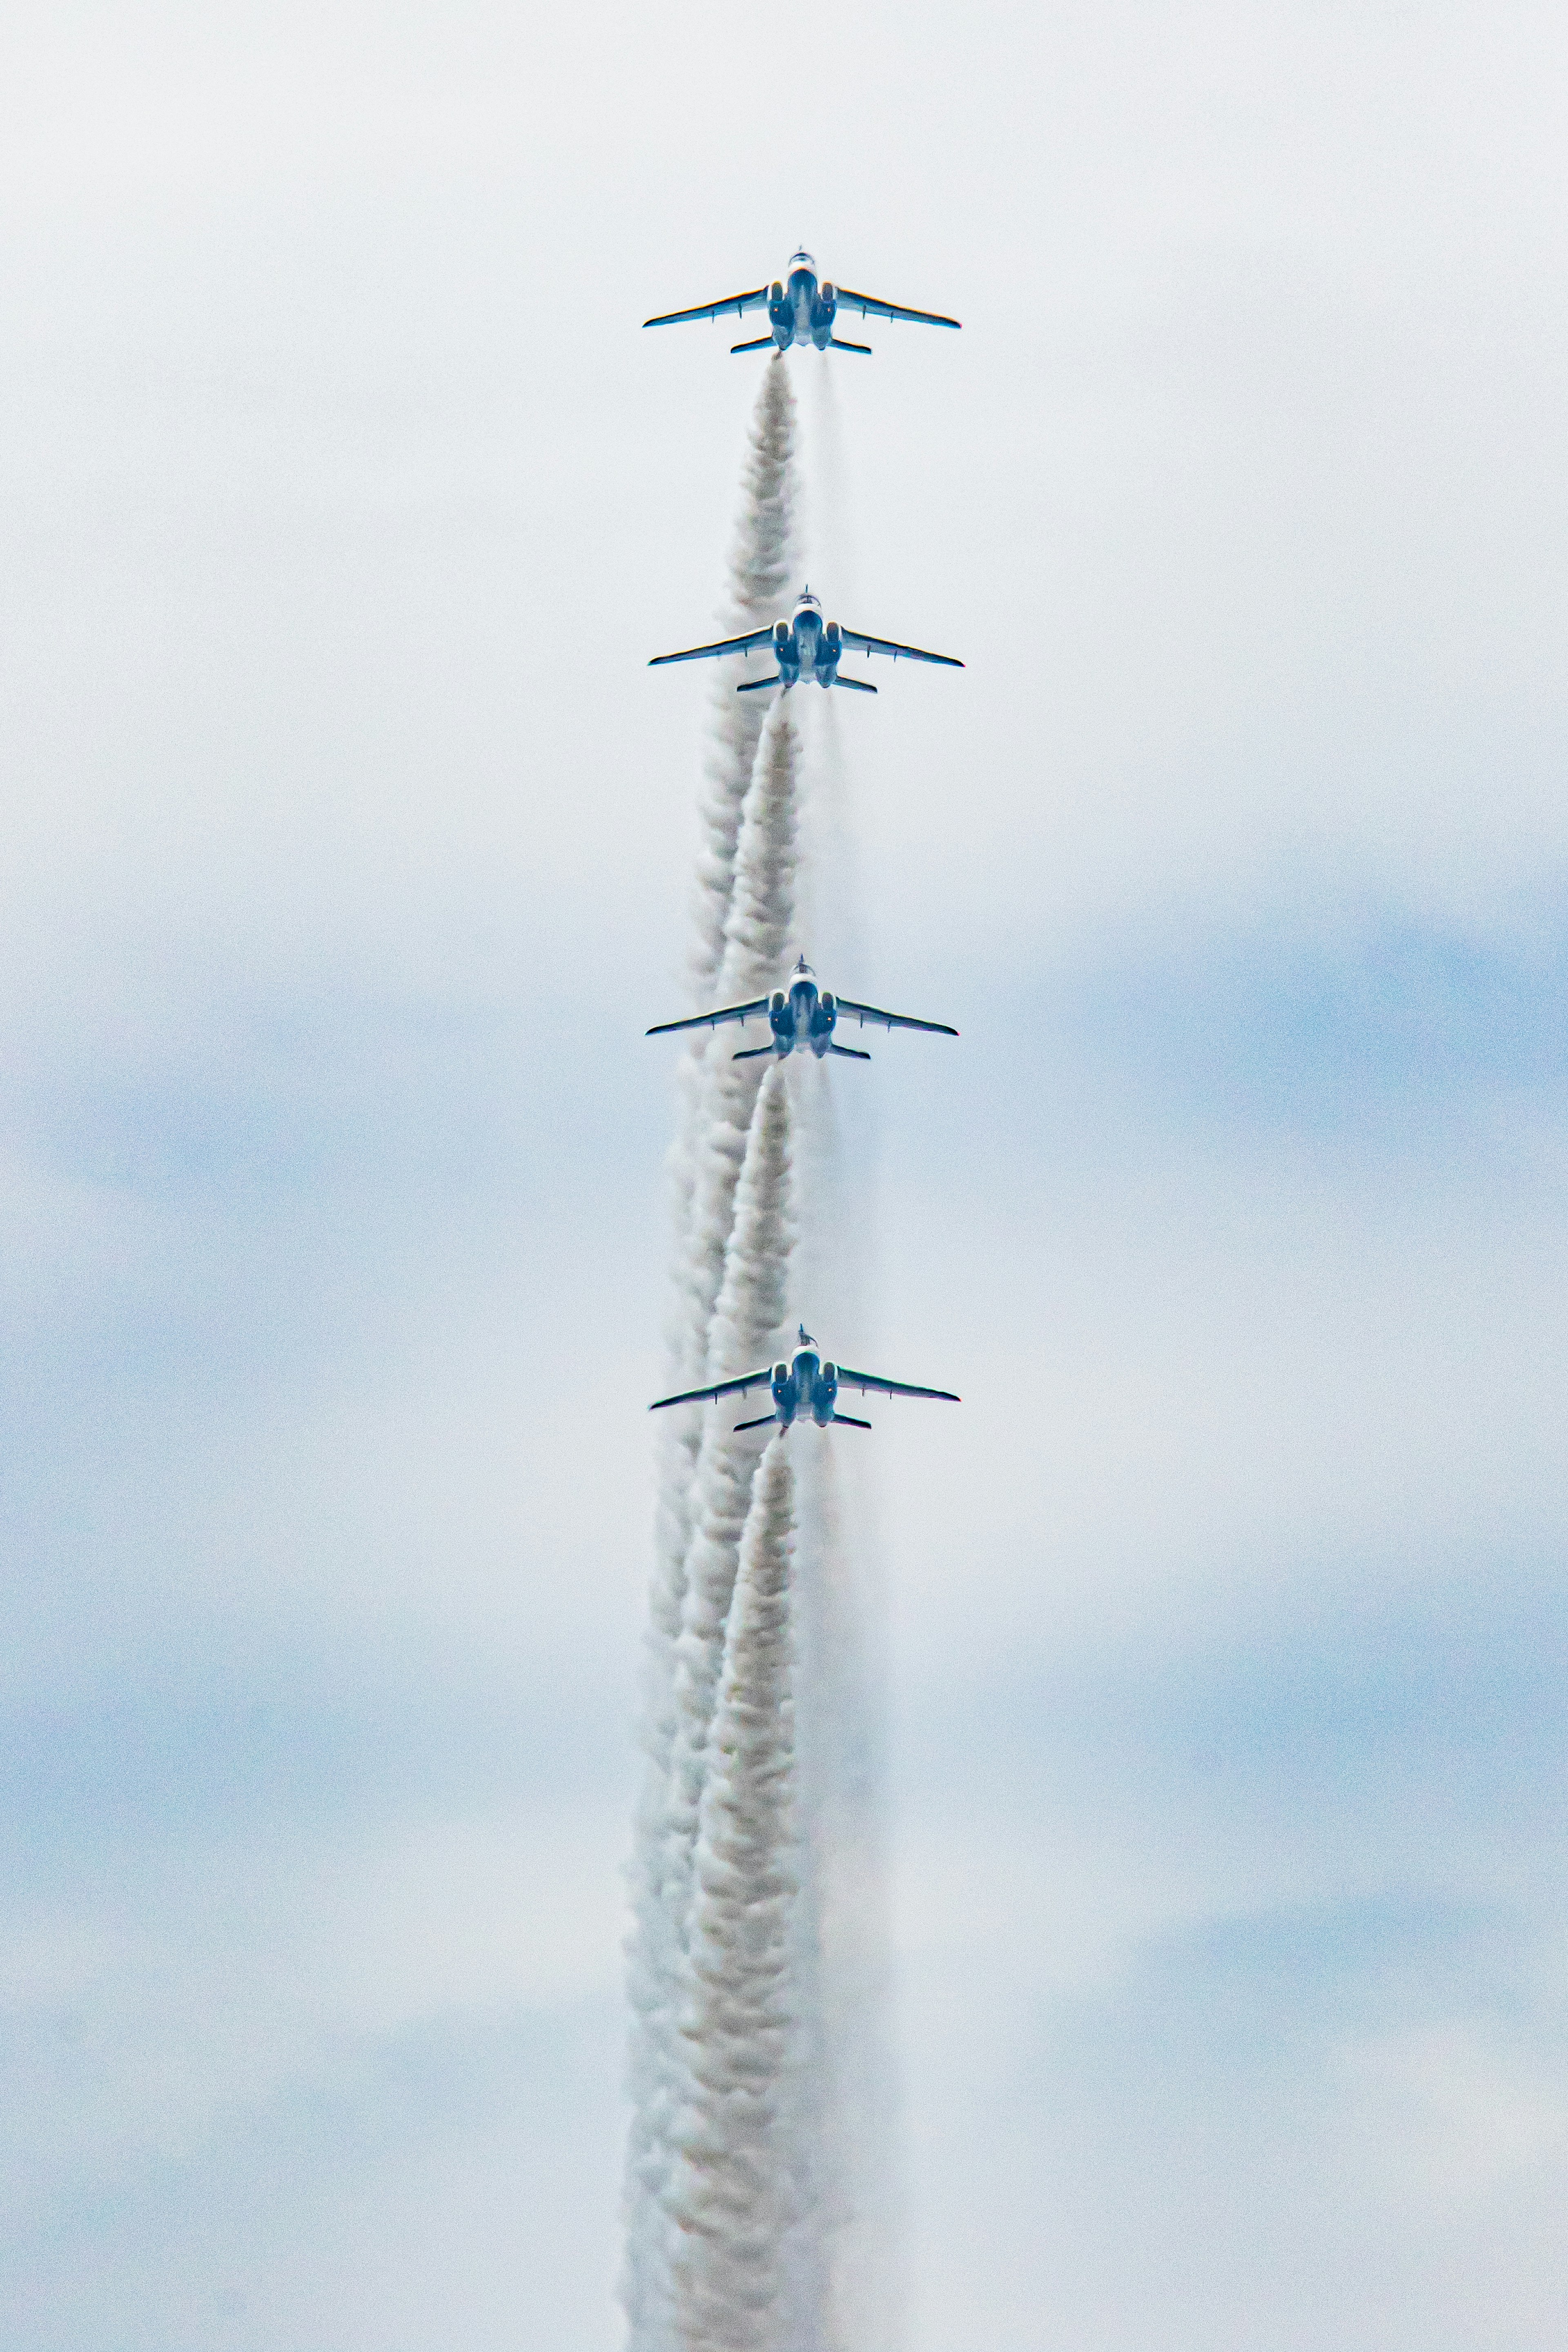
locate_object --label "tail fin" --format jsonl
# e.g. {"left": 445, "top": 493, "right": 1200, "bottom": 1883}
{"left": 735, "top": 673, "right": 784, "bottom": 694}
{"left": 732, "top": 1044, "right": 777, "bottom": 1061}
{"left": 731, "top": 336, "right": 778, "bottom": 353}
{"left": 828, "top": 336, "right": 872, "bottom": 354}
{"left": 826, "top": 1041, "right": 871, "bottom": 1060}
{"left": 833, "top": 672, "right": 878, "bottom": 694}
{"left": 831, "top": 1412, "right": 872, "bottom": 1428}
{"left": 733, "top": 1413, "right": 777, "bottom": 1432}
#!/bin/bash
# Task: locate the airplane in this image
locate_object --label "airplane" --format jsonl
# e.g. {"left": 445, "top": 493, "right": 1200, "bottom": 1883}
{"left": 643, "top": 249, "right": 960, "bottom": 355}
{"left": 650, "top": 1325, "right": 960, "bottom": 1432}
{"left": 650, "top": 588, "right": 961, "bottom": 695}
{"left": 647, "top": 956, "right": 957, "bottom": 1062}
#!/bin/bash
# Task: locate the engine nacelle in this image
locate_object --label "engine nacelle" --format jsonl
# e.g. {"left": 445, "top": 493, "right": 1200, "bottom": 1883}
{"left": 824, "top": 619, "right": 842, "bottom": 647}
{"left": 819, "top": 991, "right": 835, "bottom": 1017}
{"left": 772, "top": 617, "right": 791, "bottom": 648}
{"left": 820, "top": 1363, "right": 838, "bottom": 1392}
{"left": 820, "top": 281, "right": 835, "bottom": 307}
{"left": 773, "top": 1362, "right": 789, "bottom": 1388}
{"left": 770, "top": 990, "right": 787, "bottom": 1013}
{"left": 770, "top": 281, "right": 784, "bottom": 303}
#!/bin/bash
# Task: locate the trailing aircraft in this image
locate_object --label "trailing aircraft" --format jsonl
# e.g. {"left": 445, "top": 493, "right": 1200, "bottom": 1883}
{"left": 650, "top": 1325, "right": 960, "bottom": 1432}
{"left": 650, "top": 587, "right": 961, "bottom": 695}
{"left": 644, "top": 249, "right": 960, "bottom": 354}
{"left": 647, "top": 956, "right": 957, "bottom": 1061}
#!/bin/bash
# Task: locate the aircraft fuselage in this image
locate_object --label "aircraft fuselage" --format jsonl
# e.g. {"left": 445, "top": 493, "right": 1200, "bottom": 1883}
{"left": 765, "top": 1344, "right": 842, "bottom": 1428}
{"left": 763, "top": 969, "right": 840, "bottom": 1056}
{"left": 772, "top": 595, "right": 843, "bottom": 689}
{"left": 767, "top": 252, "right": 838, "bottom": 350}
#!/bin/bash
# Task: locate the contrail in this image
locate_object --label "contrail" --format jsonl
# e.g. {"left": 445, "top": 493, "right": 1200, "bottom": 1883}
{"left": 627, "top": 685, "right": 800, "bottom": 2349}
{"left": 691, "top": 356, "right": 798, "bottom": 997}
{"left": 787, "top": 1427, "right": 900, "bottom": 2352}
{"left": 649, "top": 1059, "right": 797, "bottom": 2344}
{"left": 626, "top": 350, "right": 896, "bottom": 2352}
{"left": 625, "top": 357, "right": 799, "bottom": 2352}
{"left": 666, "top": 1436, "right": 800, "bottom": 2352}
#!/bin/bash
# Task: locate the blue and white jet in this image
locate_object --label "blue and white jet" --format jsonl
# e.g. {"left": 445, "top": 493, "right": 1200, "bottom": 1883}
{"left": 650, "top": 1325, "right": 960, "bottom": 1433}
{"left": 650, "top": 588, "right": 961, "bottom": 695}
{"left": 647, "top": 956, "right": 957, "bottom": 1062}
{"left": 644, "top": 250, "right": 960, "bottom": 355}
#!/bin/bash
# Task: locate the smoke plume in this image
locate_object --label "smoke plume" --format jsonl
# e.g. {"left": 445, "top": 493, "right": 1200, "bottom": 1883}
{"left": 625, "top": 354, "right": 895, "bottom": 2352}
{"left": 666, "top": 1437, "right": 800, "bottom": 2352}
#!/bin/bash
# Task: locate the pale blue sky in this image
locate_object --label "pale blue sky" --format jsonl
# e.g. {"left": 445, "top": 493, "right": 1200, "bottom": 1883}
{"left": 3, "top": 3, "right": 1568, "bottom": 2346}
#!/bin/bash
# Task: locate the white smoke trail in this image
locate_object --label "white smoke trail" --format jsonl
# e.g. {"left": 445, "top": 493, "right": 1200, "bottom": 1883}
{"left": 625, "top": 359, "right": 798, "bottom": 2352}
{"left": 654, "top": 1059, "right": 797, "bottom": 2303}
{"left": 787, "top": 1428, "right": 901, "bottom": 2352}
{"left": 628, "top": 686, "right": 800, "bottom": 2343}
{"left": 675, "top": 699, "right": 801, "bottom": 1372}
{"left": 666, "top": 1437, "right": 799, "bottom": 2352}
{"left": 785, "top": 375, "right": 901, "bottom": 2352}
{"left": 691, "top": 357, "right": 798, "bottom": 996}
{"left": 628, "top": 345, "right": 901, "bottom": 2352}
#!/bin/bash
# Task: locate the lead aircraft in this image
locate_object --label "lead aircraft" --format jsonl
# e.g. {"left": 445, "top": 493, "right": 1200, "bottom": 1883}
{"left": 647, "top": 956, "right": 956, "bottom": 1061}
{"left": 650, "top": 588, "right": 961, "bottom": 694}
{"left": 650, "top": 1325, "right": 960, "bottom": 1432}
{"left": 644, "top": 250, "right": 960, "bottom": 354}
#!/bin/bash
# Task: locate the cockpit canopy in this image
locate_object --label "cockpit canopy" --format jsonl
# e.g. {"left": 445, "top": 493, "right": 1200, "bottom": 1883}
{"left": 788, "top": 249, "right": 816, "bottom": 274}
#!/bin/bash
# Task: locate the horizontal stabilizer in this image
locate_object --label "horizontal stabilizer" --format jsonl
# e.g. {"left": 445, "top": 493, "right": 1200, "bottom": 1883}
{"left": 736, "top": 673, "right": 784, "bottom": 693}
{"left": 733, "top": 1413, "right": 777, "bottom": 1432}
{"left": 732, "top": 1044, "right": 777, "bottom": 1061}
{"left": 731, "top": 336, "right": 777, "bottom": 353}
{"left": 826, "top": 1042, "right": 871, "bottom": 1060}
{"left": 828, "top": 336, "right": 872, "bottom": 354}
{"left": 832, "top": 1412, "right": 872, "bottom": 1429}
{"left": 832, "top": 672, "right": 878, "bottom": 694}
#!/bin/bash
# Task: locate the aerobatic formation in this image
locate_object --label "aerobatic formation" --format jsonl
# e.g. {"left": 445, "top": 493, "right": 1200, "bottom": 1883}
{"left": 626, "top": 249, "right": 962, "bottom": 2352}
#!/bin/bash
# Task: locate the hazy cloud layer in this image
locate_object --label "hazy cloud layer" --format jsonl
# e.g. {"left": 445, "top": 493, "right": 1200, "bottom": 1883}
{"left": 3, "top": 2, "right": 1567, "bottom": 2346}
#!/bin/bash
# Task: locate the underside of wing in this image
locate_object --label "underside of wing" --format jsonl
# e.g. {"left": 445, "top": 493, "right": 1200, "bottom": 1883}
{"left": 646, "top": 997, "right": 770, "bottom": 1037}
{"left": 833, "top": 998, "right": 958, "bottom": 1036}
{"left": 837, "top": 627, "right": 964, "bottom": 668}
{"left": 834, "top": 1365, "right": 961, "bottom": 1402}
{"left": 650, "top": 1366, "right": 775, "bottom": 1411}
{"left": 644, "top": 287, "right": 770, "bottom": 328}
{"left": 832, "top": 286, "right": 961, "bottom": 330}
{"left": 649, "top": 627, "right": 776, "bottom": 668}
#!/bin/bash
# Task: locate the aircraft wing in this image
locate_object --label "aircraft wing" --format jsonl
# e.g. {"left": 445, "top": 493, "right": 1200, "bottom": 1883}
{"left": 644, "top": 287, "right": 770, "bottom": 328}
{"left": 832, "top": 287, "right": 961, "bottom": 330}
{"left": 837, "top": 627, "right": 963, "bottom": 668}
{"left": 834, "top": 1364, "right": 960, "bottom": 1402}
{"left": 650, "top": 627, "right": 777, "bottom": 668}
{"left": 833, "top": 998, "right": 958, "bottom": 1037}
{"left": 647, "top": 997, "right": 770, "bottom": 1037}
{"left": 650, "top": 1365, "right": 775, "bottom": 1411}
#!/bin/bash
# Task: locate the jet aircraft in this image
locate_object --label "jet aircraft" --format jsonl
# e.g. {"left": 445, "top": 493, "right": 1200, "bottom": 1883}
{"left": 650, "top": 588, "right": 961, "bottom": 695}
{"left": 647, "top": 956, "right": 957, "bottom": 1062}
{"left": 644, "top": 250, "right": 960, "bottom": 354}
{"left": 650, "top": 1325, "right": 960, "bottom": 1433}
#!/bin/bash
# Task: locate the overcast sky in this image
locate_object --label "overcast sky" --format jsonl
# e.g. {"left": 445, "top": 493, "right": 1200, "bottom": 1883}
{"left": 3, "top": 4, "right": 1568, "bottom": 2347}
